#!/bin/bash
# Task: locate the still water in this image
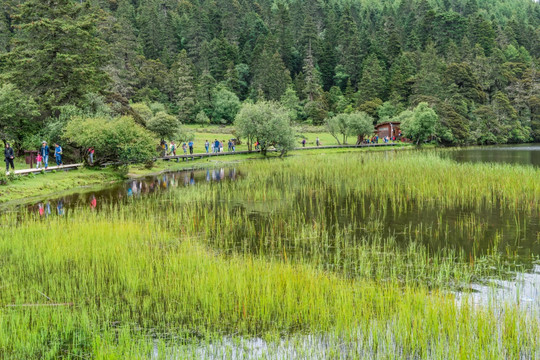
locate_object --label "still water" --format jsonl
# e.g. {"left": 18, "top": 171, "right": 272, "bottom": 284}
{"left": 444, "top": 143, "right": 540, "bottom": 167}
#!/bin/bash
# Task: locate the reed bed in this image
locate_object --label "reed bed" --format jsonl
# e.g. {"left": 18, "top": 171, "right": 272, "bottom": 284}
{"left": 0, "top": 151, "right": 539, "bottom": 358}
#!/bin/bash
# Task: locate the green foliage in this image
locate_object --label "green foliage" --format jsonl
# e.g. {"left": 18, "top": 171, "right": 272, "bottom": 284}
{"left": 146, "top": 112, "right": 181, "bottom": 140}
{"left": 0, "top": 83, "right": 40, "bottom": 148}
{"left": 2, "top": 0, "right": 108, "bottom": 115}
{"left": 234, "top": 101, "right": 295, "bottom": 155}
{"left": 400, "top": 103, "right": 439, "bottom": 145}
{"left": 0, "top": 0, "right": 538, "bottom": 147}
{"left": 327, "top": 112, "right": 374, "bottom": 145}
{"left": 63, "top": 116, "right": 156, "bottom": 165}
{"left": 212, "top": 86, "right": 241, "bottom": 124}
{"left": 280, "top": 85, "right": 302, "bottom": 122}
{"left": 131, "top": 103, "right": 153, "bottom": 126}
{"left": 326, "top": 114, "right": 349, "bottom": 145}
{"left": 347, "top": 112, "right": 375, "bottom": 143}
{"left": 195, "top": 111, "right": 211, "bottom": 126}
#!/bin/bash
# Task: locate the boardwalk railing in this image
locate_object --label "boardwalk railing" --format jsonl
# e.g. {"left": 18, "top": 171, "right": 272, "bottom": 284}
{"left": 12, "top": 143, "right": 398, "bottom": 175}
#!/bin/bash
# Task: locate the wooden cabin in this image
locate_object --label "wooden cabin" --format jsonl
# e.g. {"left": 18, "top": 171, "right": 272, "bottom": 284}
{"left": 375, "top": 121, "right": 401, "bottom": 139}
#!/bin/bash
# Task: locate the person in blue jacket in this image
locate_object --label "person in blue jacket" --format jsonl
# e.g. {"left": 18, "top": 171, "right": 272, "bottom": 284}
{"left": 214, "top": 139, "right": 220, "bottom": 153}
{"left": 54, "top": 143, "right": 63, "bottom": 166}
{"left": 40, "top": 141, "right": 49, "bottom": 169}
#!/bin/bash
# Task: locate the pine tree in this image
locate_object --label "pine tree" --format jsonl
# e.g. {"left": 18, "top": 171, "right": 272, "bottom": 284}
{"left": 197, "top": 70, "right": 216, "bottom": 116}
{"left": 413, "top": 44, "right": 446, "bottom": 101}
{"left": 319, "top": 38, "right": 337, "bottom": 91}
{"left": 4, "top": 0, "right": 109, "bottom": 116}
{"left": 252, "top": 41, "right": 291, "bottom": 101}
{"left": 337, "top": 9, "right": 362, "bottom": 86}
{"left": 357, "top": 54, "right": 386, "bottom": 104}
{"left": 303, "top": 43, "right": 322, "bottom": 102}
{"left": 171, "top": 50, "right": 197, "bottom": 123}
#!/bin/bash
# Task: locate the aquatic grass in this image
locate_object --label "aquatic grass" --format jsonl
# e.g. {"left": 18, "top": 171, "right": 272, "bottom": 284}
{"left": 1, "top": 211, "right": 539, "bottom": 358}
{"left": 1, "top": 151, "right": 539, "bottom": 358}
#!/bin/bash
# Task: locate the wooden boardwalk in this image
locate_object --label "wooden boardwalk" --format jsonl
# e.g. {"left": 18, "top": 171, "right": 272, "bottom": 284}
{"left": 13, "top": 163, "right": 83, "bottom": 176}
{"left": 161, "top": 143, "right": 398, "bottom": 161}
{"left": 11, "top": 143, "right": 398, "bottom": 175}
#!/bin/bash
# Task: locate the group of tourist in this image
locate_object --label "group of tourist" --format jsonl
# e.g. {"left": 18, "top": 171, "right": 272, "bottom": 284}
{"left": 161, "top": 139, "right": 237, "bottom": 157}
{"left": 4, "top": 141, "right": 63, "bottom": 174}
{"left": 37, "top": 141, "right": 63, "bottom": 170}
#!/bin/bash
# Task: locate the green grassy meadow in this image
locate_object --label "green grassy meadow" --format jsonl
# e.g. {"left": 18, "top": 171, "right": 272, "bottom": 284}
{"left": 0, "top": 152, "right": 539, "bottom": 358}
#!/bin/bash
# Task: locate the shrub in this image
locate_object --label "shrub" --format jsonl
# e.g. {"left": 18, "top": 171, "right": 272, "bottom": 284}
{"left": 64, "top": 116, "right": 157, "bottom": 165}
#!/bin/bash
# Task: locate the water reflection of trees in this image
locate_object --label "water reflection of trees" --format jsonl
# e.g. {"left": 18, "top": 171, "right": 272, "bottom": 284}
{"left": 26, "top": 168, "right": 239, "bottom": 218}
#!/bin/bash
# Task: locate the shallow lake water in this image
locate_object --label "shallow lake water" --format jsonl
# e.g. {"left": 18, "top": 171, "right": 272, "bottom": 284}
{"left": 444, "top": 143, "right": 540, "bottom": 167}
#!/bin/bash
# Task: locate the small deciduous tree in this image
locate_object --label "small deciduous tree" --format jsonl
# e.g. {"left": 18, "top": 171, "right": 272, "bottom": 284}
{"left": 146, "top": 111, "right": 181, "bottom": 141}
{"left": 326, "top": 111, "right": 374, "bottom": 145}
{"left": 399, "top": 102, "right": 439, "bottom": 145}
{"left": 234, "top": 101, "right": 295, "bottom": 156}
{"left": 195, "top": 111, "right": 211, "bottom": 126}
{"left": 347, "top": 111, "right": 375, "bottom": 144}
{"left": 326, "top": 114, "right": 349, "bottom": 145}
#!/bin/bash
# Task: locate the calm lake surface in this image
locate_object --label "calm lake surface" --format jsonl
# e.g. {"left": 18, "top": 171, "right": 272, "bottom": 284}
{"left": 444, "top": 143, "right": 540, "bottom": 167}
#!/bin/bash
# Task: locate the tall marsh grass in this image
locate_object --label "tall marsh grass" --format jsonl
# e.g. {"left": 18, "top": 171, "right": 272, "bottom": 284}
{"left": 0, "top": 151, "right": 539, "bottom": 358}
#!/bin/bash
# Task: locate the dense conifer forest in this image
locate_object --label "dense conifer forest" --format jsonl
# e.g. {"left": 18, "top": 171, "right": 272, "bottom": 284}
{"left": 0, "top": 0, "right": 539, "bottom": 147}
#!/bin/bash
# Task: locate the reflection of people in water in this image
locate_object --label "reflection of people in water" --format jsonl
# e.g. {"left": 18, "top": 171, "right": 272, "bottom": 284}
{"left": 45, "top": 202, "right": 51, "bottom": 216}
{"left": 90, "top": 195, "right": 97, "bottom": 209}
{"left": 206, "top": 170, "right": 210, "bottom": 182}
{"left": 38, "top": 203, "right": 45, "bottom": 216}
{"left": 190, "top": 172, "right": 195, "bottom": 185}
{"left": 57, "top": 200, "right": 64, "bottom": 216}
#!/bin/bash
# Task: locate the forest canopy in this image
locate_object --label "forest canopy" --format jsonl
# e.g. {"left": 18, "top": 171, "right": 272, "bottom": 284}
{"left": 0, "top": 0, "right": 539, "bottom": 149}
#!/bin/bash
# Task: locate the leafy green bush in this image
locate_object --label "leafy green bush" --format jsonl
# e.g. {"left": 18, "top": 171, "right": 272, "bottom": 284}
{"left": 64, "top": 116, "right": 157, "bottom": 166}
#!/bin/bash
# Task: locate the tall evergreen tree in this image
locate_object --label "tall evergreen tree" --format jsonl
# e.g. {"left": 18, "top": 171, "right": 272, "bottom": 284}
{"left": 171, "top": 50, "right": 197, "bottom": 123}
{"left": 357, "top": 54, "right": 386, "bottom": 104}
{"left": 2, "top": 0, "right": 109, "bottom": 116}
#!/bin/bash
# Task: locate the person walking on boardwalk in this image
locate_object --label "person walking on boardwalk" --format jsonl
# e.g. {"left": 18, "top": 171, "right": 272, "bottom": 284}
{"left": 4, "top": 143, "right": 14, "bottom": 174}
{"left": 214, "top": 139, "right": 220, "bottom": 153}
{"left": 40, "top": 141, "right": 49, "bottom": 169}
{"left": 316, "top": 137, "right": 320, "bottom": 146}
{"left": 228, "top": 139, "right": 233, "bottom": 152}
{"left": 54, "top": 143, "right": 63, "bottom": 166}
{"left": 302, "top": 138, "right": 306, "bottom": 147}
{"left": 205, "top": 140, "right": 209, "bottom": 153}
{"left": 169, "top": 141, "right": 176, "bottom": 156}
{"left": 36, "top": 153, "right": 43, "bottom": 169}
{"left": 188, "top": 140, "right": 194, "bottom": 154}
{"left": 182, "top": 142, "right": 187, "bottom": 154}
{"left": 88, "top": 147, "right": 95, "bottom": 165}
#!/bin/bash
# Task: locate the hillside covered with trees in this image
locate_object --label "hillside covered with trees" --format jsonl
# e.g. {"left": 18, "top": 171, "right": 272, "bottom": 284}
{"left": 0, "top": 0, "right": 539, "bottom": 151}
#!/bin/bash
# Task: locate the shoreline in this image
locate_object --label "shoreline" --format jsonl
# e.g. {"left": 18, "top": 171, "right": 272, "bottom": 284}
{"left": 2, "top": 147, "right": 400, "bottom": 206}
